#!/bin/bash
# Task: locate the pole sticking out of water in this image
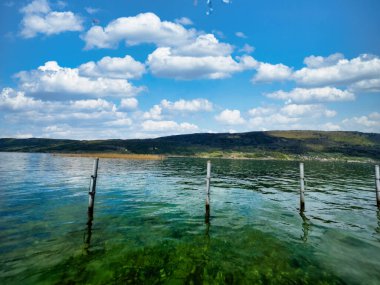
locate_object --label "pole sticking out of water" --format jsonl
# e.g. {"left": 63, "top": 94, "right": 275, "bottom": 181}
{"left": 375, "top": 165, "right": 380, "bottom": 208}
{"left": 300, "top": 162, "right": 305, "bottom": 212}
{"left": 88, "top": 158, "right": 99, "bottom": 216}
{"left": 205, "top": 160, "right": 211, "bottom": 223}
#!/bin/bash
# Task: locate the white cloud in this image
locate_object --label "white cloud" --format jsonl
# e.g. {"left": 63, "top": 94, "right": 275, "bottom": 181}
{"left": 78, "top": 55, "right": 145, "bottom": 79}
{"left": 143, "top": 105, "right": 163, "bottom": 120}
{"left": 120, "top": 98, "right": 138, "bottom": 110}
{"left": 369, "top": 112, "right": 380, "bottom": 120}
{"left": 83, "top": 12, "right": 196, "bottom": 49}
{"left": 303, "top": 53, "right": 344, "bottom": 68}
{"left": 0, "top": 88, "right": 43, "bottom": 110}
{"left": 1, "top": 87, "right": 204, "bottom": 139}
{"left": 20, "top": 0, "right": 83, "bottom": 38}
{"left": 342, "top": 114, "right": 380, "bottom": 132}
{"left": 82, "top": 12, "right": 260, "bottom": 81}
{"left": 16, "top": 61, "right": 144, "bottom": 97}
{"left": 239, "top": 44, "right": 255, "bottom": 54}
{"left": 70, "top": 99, "right": 116, "bottom": 111}
{"left": 247, "top": 102, "right": 338, "bottom": 131}
{"left": 235, "top": 32, "right": 247, "bottom": 39}
{"left": 104, "top": 118, "right": 132, "bottom": 127}
{"left": 252, "top": 62, "right": 293, "bottom": 83}
{"left": 173, "top": 34, "right": 233, "bottom": 57}
{"left": 248, "top": 107, "right": 275, "bottom": 117}
{"left": 280, "top": 104, "right": 336, "bottom": 118}
{"left": 160, "top": 98, "right": 213, "bottom": 112}
{"left": 0, "top": 87, "right": 134, "bottom": 130}
{"left": 344, "top": 116, "right": 378, "bottom": 127}
{"left": 294, "top": 54, "right": 380, "bottom": 87}
{"left": 147, "top": 47, "right": 257, "bottom": 80}
{"left": 249, "top": 113, "right": 299, "bottom": 128}
{"left": 175, "top": 17, "right": 193, "bottom": 26}
{"left": 349, "top": 78, "right": 380, "bottom": 92}
{"left": 267, "top": 87, "right": 355, "bottom": 103}
{"left": 142, "top": 98, "right": 212, "bottom": 121}
{"left": 20, "top": 0, "right": 50, "bottom": 14}
{"left": 250, "top": 54, "right": 380, "bottom": 92}
{"left": 141, "top": 120, "right": 198, "bottom": 132}
{"left": 215, "top": 109, "right": 245, "bottom": 125}
{"left": 322, "top": 122, "right": 341, "bottom": 131}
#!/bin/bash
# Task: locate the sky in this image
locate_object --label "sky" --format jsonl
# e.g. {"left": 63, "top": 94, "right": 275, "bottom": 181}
{"left": 0, "top": 0, "right": 380, "bottom": 139}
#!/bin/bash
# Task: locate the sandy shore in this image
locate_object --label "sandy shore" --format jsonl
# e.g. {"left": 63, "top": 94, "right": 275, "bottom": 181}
{"left": 54, "top": 153, "right": 165, "bottom": 160}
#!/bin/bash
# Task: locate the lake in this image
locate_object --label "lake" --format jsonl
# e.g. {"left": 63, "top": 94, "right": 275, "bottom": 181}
{"left": 0, "top": 152, "right": 379, "bottom": 284}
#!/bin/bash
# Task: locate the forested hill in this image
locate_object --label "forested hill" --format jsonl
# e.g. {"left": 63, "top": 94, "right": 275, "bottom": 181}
{"left": 1, "top": 131, "right": 380, "bottom": 160}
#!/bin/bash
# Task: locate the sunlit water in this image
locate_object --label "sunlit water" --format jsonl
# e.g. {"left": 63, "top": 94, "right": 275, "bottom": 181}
{"left": 0, "top": 152, "right": 379, "bottom": 284}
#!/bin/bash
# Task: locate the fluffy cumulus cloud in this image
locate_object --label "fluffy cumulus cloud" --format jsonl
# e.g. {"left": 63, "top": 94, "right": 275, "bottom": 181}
{"left": 348, "top": 79, "right": 380, "bottom": 93}
{"left": 247, "top": 103, "right": 338, "bottom": 130}
{"left": 20, "top": 0, "right": 83, "bottom": 38}
{"left": 252, "top": 62, "right": 293, "bottom": 83}
{"left": 120, "top": 98, "right": 138, "bottom": 110}
{"left": 0, "top": 87, "right": 130, "bottom": 127}
{"left": 303, "top": 53, "right": 344, "bottom": 68}
{"left": 160, "top": 98, "right": 213, "bottom": 112}
{"left": 0, "top": 88, "right": 43, "bottom": 110}
{"left": 252, "top": 53, "right": 380, "bottom": 92}
{"left": 83, "top": 12, "right": 196, "bottom": 49}
{"left": 172, "top": 34, "right": 233, "bottom": 57}
{"left": 16, "top": 60, "right": 144, "bottom": 97}
{"left": 267, "top": 87, "right": 355, "bottom": 103}
{"left": 78, "top": 55, "right": 145, "bottom": 79}
{"left": 143, "top": 98, "right": 213, "bottom": 120}
{"left": 215, "top": 109, "right": 245, "bottom": 125}
{"left": 141, "top": 120, "right": 198, "bottom": 133}
{"left": 280, "top": 104, "right": 336, "bottom": 118}
{"left": 82, "top": 12, "right": 259, "bottom": 80}
{"left": 143, "top": 105, "right": 163, "bottom": 120}
{"left": 0, "top": 86, "right": 205, "bottom": 139}
{"left": 293, "top": 54, "right": 380, "bottom": 88}
{"left": 342, "top": 112, "right": 380, "bottom": 132}
{"left": 70, "top": 99, "right": 116, "bottom": 111}
{"left": 148, "top": 48, "right": 257, "bottom": 79}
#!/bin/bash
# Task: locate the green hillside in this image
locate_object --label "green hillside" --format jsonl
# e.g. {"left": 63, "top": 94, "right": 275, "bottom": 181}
{"left": 1, "top": 131, "right": 380, "bottom": 161}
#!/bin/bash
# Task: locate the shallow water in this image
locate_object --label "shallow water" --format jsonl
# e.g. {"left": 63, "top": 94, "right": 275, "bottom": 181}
{"left": 0, "top": 152, "right": 379, "bottom": 284}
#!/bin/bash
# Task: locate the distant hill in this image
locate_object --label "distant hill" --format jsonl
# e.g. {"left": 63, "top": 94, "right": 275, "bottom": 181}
{"left": 1, "top": 131, "right": 380, "bottom": 161}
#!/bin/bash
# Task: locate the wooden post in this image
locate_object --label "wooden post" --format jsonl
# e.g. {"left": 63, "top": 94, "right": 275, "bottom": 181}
{"left": 376, "top": 165, "right": 380, "bottom": 208}
{"left": 205, "top": 160, "right": 211, "bottom": 223}
{"left": 88, "top": 158, "right": 99, "bottom": 215}
{"left": 300, "top": 162, "right": 305, "bottom": 212}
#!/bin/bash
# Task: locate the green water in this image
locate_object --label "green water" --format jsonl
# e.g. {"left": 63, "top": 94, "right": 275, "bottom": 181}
{"left": 0, "top": 153, "right": 379, "bottom": 284}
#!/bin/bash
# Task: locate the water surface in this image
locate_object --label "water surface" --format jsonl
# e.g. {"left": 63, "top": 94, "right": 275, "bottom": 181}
{"left": 0, "top": 153, "right": 379, "bottom": 284}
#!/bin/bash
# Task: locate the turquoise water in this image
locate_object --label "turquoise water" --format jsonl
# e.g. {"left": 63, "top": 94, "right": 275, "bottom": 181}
{"left": 0, "top": 152, "right": 379, "bottom": 284}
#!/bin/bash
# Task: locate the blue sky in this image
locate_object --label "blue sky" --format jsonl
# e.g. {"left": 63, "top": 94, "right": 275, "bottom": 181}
{"left": 1, "top": 0, "right": 380, "bottom": 139}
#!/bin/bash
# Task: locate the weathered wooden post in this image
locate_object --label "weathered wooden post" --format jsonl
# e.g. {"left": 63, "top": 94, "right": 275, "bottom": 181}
{"left": 376, "top": 165, "right": 380, "bottom": 208}
{"left": 205, "top": 160, "right": 211, "bottom": 223}
{"left": 88, "top": 158, "right": 99, "bottom": 216}
{"left": 300, "top": 162, "right": 305, "bottom": 212}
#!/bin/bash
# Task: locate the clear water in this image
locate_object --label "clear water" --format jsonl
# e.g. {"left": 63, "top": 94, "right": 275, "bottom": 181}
{"left": 0, "top": 152, "right": 379, "bottom": 284}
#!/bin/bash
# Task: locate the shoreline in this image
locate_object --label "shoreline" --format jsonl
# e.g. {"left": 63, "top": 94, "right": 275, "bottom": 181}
{"left": 0, "top": 151, "right": 378, "bottom": 163}
{"left": 53, "top": 153, "right": 165, "bottom": 161}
